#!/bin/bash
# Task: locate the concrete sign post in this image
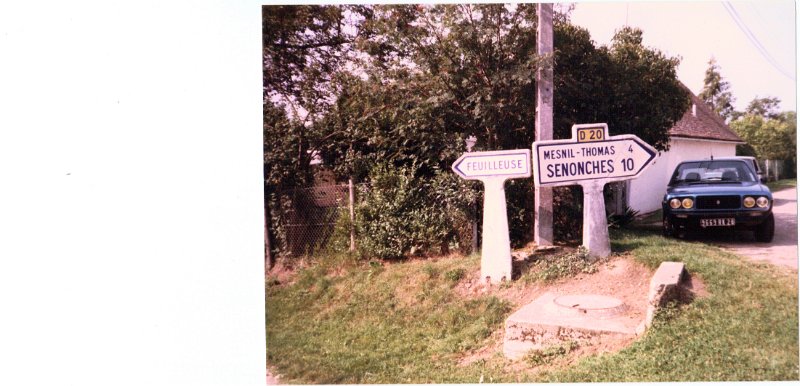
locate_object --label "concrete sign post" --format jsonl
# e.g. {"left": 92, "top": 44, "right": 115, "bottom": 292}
{"left": 532, "top": 123, "right": 656, "bottom": 260}
{"left": 452, "top": 149, "right": 531, "bottom": 283}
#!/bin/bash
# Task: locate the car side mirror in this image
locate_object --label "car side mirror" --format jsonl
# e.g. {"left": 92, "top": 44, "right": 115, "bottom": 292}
{"left": 760, "top": 176, "right": 767, "bottom": 183}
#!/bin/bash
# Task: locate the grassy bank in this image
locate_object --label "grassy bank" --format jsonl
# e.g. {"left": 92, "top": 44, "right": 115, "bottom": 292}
{"left": 541, "top": 229, "right": 798, "bottom": 381}
{"left": 266, "top": 229, "right": 798, "bottom": 382}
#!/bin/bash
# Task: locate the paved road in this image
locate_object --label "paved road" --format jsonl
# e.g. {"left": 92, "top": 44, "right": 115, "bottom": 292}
{"left": 712, "top": 187, "right": 798, "bottom": 270}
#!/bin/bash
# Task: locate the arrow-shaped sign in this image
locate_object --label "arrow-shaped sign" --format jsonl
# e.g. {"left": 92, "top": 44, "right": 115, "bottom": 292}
{"left": 532, "top": 135, "right": 656, "bottom": 187}
{"left": 451, "top": 148, "right": 531, "bottom": 284}
{"left": 452, "top": 149, "right": 531, "bottom": 180}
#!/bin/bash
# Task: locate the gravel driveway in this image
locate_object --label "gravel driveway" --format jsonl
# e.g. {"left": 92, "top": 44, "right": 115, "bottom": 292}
{"left": 714, "top": 187, "right": 798, "bottom": 270}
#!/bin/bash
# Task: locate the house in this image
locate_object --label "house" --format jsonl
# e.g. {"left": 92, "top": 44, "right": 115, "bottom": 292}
{"left": 626, "top": 90, "right": 745, "bottom": 214}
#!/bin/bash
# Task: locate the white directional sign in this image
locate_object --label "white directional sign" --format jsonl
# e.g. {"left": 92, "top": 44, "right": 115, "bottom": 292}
{"left": 452, "top": 148, "right": 531, "bottom": 284}
{"left": 532, "top": 123, "right": 658, "bottom": 261}
{"left": 452, "top": 149, "right": 531, "bottom": 180}
{"left": 532, "top": 124, "right": 656, "bottom": 187}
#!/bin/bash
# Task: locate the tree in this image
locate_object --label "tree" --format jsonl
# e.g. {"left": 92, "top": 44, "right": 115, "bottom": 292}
{"left": 264, "top": 4, "right": 691, "bottom": 250}
{"left": 262, "top": 5, "right": 373, "bottom": 120}
{"left": 743, "top": 96, "right": 782, "bottom": 120}
{"left": 699, "top": 57, "right": 736, "bottom": 121}
{"left": 317, "top": 7, "right": 688, "bottom": 176}
{"left": 731, "top": 96, "right": 796, "bottom": 168}
{"left": 263, "top": 5, "right": 377, "bottom": 193}
{"left": 599, "top": 27, "right": 689, "bottom": 151}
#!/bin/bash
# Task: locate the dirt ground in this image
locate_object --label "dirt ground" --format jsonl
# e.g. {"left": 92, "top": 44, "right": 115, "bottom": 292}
{"left": 454, "top": 252, "right": 662, "bottom": 368}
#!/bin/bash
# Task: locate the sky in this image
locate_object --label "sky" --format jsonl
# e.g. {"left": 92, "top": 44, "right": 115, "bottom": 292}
{"left": 569, "top": 1, "right": 797, "bottom": 112}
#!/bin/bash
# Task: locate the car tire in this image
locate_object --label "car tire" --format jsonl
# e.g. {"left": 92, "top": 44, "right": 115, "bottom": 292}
{"left": 755, "top": 213, "right": 775, "bottom": 243}
{"left": 662, "top": 215, "right": 675, "bottom": 237}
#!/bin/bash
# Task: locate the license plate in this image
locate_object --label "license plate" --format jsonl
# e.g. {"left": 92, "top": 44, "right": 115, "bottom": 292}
{"left": 700, "top": 218, "right": 735, "bottom": 228}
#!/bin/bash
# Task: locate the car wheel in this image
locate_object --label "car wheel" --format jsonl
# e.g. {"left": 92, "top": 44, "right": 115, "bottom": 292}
{"left": 755, "top": 213, "right": 775, "bottom": 243}
{"left": 662, "top": 215, "right": 675, "bottom": 237}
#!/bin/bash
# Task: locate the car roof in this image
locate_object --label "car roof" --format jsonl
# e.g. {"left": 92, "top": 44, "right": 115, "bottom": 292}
{"left": 697, "top": 156, "right": 761, "bottom": 172}
{"left": 709, "top": 156, "right": 756, "bottom": 161}
{"left": 678, "top": 158, "right": 749, "bottom": 164}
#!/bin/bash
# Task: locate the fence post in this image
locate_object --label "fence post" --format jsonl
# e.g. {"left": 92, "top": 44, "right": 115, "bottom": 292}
{"left": 472, "top": 202, "right": 478, "bottom": 254}
{"left": 265, "top": 204, "right": 274, "bottom": 271}
{"left": 349, "top": 178, "right": 356, "bottom": 252}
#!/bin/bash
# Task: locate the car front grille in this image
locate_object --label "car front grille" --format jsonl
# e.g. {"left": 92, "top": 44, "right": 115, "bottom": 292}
{"left": 696, "top": 195, "right": 740, "bottom": 209}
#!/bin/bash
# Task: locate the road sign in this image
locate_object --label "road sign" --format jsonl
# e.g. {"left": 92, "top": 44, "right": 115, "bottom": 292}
{"left": 532, "top": 124, "right": 656, "bottom": 187}
{"left": 532, "top": 123, "right": 658, "bottom": 261}
{"left": 451, "top": 148, "right": 531, "bottom": 284}
{"left": 452, "top": 149, "right": 531, "bottom": 180}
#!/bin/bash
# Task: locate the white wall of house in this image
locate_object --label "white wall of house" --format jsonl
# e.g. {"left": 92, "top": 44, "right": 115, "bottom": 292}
{"left": 627, "top": 137, "right": 738, "bottom": 214}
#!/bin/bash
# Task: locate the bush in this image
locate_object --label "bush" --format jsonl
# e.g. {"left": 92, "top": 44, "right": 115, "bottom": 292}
{"left": 608, "top": 205, "right": 640, "bottom": 229}
{"left": 355, "top": 162, "right": 478, "bottom": 260}
{"left": 553, "top": 186, "right": 583, "bottom": 242}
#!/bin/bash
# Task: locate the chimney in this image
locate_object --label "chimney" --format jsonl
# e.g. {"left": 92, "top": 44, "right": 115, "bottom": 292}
{"left": 692, "top": 103, "right": 697, "bottom": 117}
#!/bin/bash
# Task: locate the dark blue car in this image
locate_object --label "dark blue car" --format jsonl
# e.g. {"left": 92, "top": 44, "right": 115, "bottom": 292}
{"left": 662, "top": 158, "right": 774, "bottom": 242}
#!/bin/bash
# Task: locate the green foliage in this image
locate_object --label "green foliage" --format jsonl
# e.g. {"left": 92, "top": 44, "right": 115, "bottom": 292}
{"left": 731, "top": 96, "right": 796, "bottom": 179}
{"left": 553, "top": 186, "right": 583, "bottom": 242}
{"left": 743, "top": 96, "right": 782, "bottom": 119}
{"left": 266, "top": 5, "right": 691, "bottom": 250}
{"left": 731, "top": 111, "right": 796, "bottom": 161}
{"left": 262, "top": 5, "right": 373, "bottom": 117}
{"left": 699, "top": 57, "right": 736, "bottom": 121}
{"left": 528, "top": 247, "right": 599, "bottom": 283}
{"left": 608, "top": 205, "right": 640, "bottom": 229}
{"left": 603, "top": 27, "right": 690, "bottom": 151}
{"left": 765, "top": 179, "right": 796, "bottom": 192}
{"left": 355, "top": 162, "right": 478, "bottom": 260}
{"left": 505, "top": 178, "right": 535, "bottom": 247}
{"left": 444, "top": 268, "right": 466, "bottom": 283}
{"left": 554, "top": 25, "right": 689, "bottom": 151}
{"left": 323, "top": 206, "right": 355, "bottom": 254}
{"left": 263, "top": 103, "right": 312, "bottom": 192}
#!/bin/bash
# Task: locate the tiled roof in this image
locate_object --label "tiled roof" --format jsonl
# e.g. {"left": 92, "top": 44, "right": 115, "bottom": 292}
{"left": 669, "top": 90, "right": 744, "bottom": 143}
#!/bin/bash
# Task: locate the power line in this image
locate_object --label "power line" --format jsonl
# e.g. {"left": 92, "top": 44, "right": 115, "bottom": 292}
{"left": 722, "top": 1, "right": 795, "bottom": 81}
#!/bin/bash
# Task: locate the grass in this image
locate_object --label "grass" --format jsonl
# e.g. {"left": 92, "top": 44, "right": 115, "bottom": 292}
{"left": 522, "top": 246, "right": 599, "bottom": 283}
{"left": 267, "top": 228, "right": 799, "bottom": 382}
{"left": 524, "top": 340, "right": 579, "bottom": 366}
{"left": 539, "top": 228, "right": 799, "bottom": 381}
{"left": 266, "top": 253, "right": 511, "bottom": 383}
{"left": 766, "top": 178, "right": 796, "bottom": 192}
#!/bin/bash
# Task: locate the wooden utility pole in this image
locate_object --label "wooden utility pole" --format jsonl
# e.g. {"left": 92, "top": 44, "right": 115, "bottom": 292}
{"left": 534, "top": 3, "right": 554, "bottom": 246}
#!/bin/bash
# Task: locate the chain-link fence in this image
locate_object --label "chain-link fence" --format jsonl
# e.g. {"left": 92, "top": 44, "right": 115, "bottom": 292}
{"left": 266, "top": 180, "right": 482, "bottom": 261}
{"left": 267, "top": 183, "right": 354, "bottom": 259}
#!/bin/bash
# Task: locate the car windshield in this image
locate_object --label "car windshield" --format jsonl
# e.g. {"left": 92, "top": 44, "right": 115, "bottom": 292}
{"left": 669, "top": 160, "right": 757, "bottom": 185}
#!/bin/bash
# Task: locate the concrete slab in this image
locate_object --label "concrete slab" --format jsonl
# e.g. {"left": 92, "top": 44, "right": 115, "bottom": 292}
{"left": 553, "top": 294, "right": 627, "bottom": 318}
{"left": 503, "top": 292, "right": 638, "bottom": 359}
{"left": 641, "top": 261, "right": 686, "bottom": 331}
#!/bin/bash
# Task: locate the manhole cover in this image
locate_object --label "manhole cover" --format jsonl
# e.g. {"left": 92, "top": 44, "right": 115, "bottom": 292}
{"left": 553, "top": 294, "right": 627, "bottom": 318}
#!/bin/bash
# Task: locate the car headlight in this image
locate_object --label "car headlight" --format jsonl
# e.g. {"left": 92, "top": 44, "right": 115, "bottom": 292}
{"left": 681, "top": 198, "right": 694, "bottom": 209}
{"left": 756, "top": 196, "right": 769, "bottom": 208}
{"left": 743, "top": 196, "right": 755, "bottom": 208}
{"left": 669, "top": 198, "right": 681, "bottom": 209}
